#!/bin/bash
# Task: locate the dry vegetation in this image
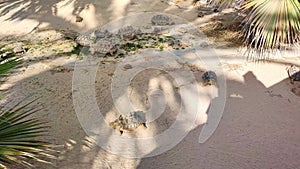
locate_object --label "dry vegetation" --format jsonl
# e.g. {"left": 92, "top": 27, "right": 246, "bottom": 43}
{"left": 199, "top": 12, "right": 244, "bottom": 47}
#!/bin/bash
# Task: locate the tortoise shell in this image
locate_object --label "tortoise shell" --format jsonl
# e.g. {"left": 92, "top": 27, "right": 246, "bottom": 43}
{"left": 89, "top": 38, "right": 116, "bottom": 55}
{"left": 75, "top": 34, "right": 95, "bottom": 46}
{"left": 93, "top": 29, "right": 112, "bottom": 39}
{"left": 117, "top": 26, "right": 138, "bottom": 40}
{"left": 202, "top": 70, "right": 218, "bottom": 86}
{"left": 151, "top": 14, "right": 174, "bottom": 26}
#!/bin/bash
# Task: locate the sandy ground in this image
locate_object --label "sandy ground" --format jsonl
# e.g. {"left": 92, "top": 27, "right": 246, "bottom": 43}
{"left": 1, "top": 0, "right": 300, "bottom": 169}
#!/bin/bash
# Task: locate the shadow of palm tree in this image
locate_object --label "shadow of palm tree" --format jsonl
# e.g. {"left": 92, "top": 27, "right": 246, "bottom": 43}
{"left": 0, "top": 0, "right": 117, "bottom": 35}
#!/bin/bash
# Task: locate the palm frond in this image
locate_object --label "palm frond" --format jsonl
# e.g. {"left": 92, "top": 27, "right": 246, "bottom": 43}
{"left": 0, "top": 46, "right": 55, "bottom": 168}
{"left": 0, "top": 47, "right": 22, "bottom": 84}
{"left": 242, "top": 0, "right": 300, "bottom": 59}
{"left": 0, "top": 100, "right": 55, "bottom": 168}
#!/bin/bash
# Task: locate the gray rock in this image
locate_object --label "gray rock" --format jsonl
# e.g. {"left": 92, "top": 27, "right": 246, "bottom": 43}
{"left": 123, "top": 64, "right": 133, "bottom": 70}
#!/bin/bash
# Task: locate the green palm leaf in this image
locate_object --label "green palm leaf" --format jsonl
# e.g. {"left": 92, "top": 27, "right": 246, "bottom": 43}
{"left": 0, "top": 47, "right": 55, "bottom": 168}
{"left": 0, "top": 48, "right": 22, "bottom": 87}
{"left": 206, "top": 0, "right": 300, "bottom": 60}
{"left": 242, "top": 0, "right": 300, "bottom": 59}
{"left": 0, "top": 101, "right": 55, "bottom": 168}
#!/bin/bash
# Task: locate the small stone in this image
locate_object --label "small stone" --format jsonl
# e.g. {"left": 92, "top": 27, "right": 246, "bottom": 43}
{"left": 123, "top": 64, "right": 133, "bottom": 70}
{"left": 75, "top": 16, "right": 83, "bottom": 22}
{"left": 200, "top": 41, "right": 209, "bottom": 48}
{"left": 13, "top": 46, "right": 24, "bottom": 54}
{"left": 1, "top": 51, "right": 12, "bottom": 57}
{"left": 50, "top": 66, "right": 72, "bottom": 74}
{"left": 167, "top": 40, "right": 174, "bottom": 46}
{"left": 198, "top": 12, "right": 204, "bottom": 17}
{"left": 212, "top": 8, "right": 219, "bottom": 12}
{"left": 178, "top": 28, "right": 187, "bottom": 33}
{"left": 153, "top": 27, "right": 170, "bottom": 34}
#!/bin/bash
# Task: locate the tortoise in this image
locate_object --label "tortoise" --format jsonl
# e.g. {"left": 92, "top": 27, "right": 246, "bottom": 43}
{"left": 287, "top": 65, "right": 300, "bottom": 84}
{"left": 93, "top": 29, "right": 113, "bottom": 39}
{"left": 75, "top": 30, "right": 112, "bottom": 46}
{"left": 202, "top": 70, "right": 218, "bottom": 86}
{"left": 151, "top": 14, "right": 174, "bottom": 26}
{"left": 75, "top": 34, "right": 95, "bottom": 46}
{"left": 89, "top": 38, "right": 117, "bottom": 55}
{"left": 109, "top": 111, "right": 147, "bottom": 135}
{"left": 117, "top": 26, "right": 140, "bottom": 40}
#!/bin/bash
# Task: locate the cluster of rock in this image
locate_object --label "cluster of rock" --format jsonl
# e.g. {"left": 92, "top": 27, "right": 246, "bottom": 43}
{"left": 74, "top": 14, "right": 192, "bottom": 57}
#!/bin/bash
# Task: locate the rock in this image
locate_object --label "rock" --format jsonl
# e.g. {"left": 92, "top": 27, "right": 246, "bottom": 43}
{"left": 13, "top": 45, "right": 24, "bottom": 54}
{"left": 123, "top": 64, "right": 133, "bottom": 70}
{"left": 153, "top": 27, "right": 170, "bottom": 34}
{"left": 212, "top": 7, "right": 219, "bottom": 12}
{"left": 50, "top": 66, "right": 73, "bottom": 74}
{"left": 200, "top": 41, "right": 209, "bottom": 48}
{"left": 198, "top": 12, "right": 204, "bottom": 17}
{"left": 60, "top": 29, "right": 78, "bottom": 40}
{"left": 75, "top": 16, "right": 83, "bottom": 22}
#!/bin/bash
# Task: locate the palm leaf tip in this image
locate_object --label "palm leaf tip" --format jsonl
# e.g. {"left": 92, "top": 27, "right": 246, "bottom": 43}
{"left": 0, "top": 101, "right": 56, "bottom": 168}
{"left": 0, "top": 47, "right": 22, "bottom": 83}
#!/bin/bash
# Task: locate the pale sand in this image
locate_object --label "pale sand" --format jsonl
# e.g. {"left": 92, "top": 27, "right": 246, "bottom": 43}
{"left": 1, "top": 0, "right": 300, "bottom": 169}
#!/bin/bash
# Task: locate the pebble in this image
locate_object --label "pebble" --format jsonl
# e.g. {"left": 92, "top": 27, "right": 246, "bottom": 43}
{"left": 123, "top": 64, "right": 133, "bottom": 70}
{"left": 198, "top": 12, "right": 204, "bottom": 17}
{"left": 13, "top": 46, "right": 24, "bottom": 54}
{"left": 75, "top": 16, "right": 83, "bottom": 22}
{"left": 212, "top": 8, "right": 219, "bottom": 12}
{"left": 200, "top": 41, "right": 209, "bottom": 48}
